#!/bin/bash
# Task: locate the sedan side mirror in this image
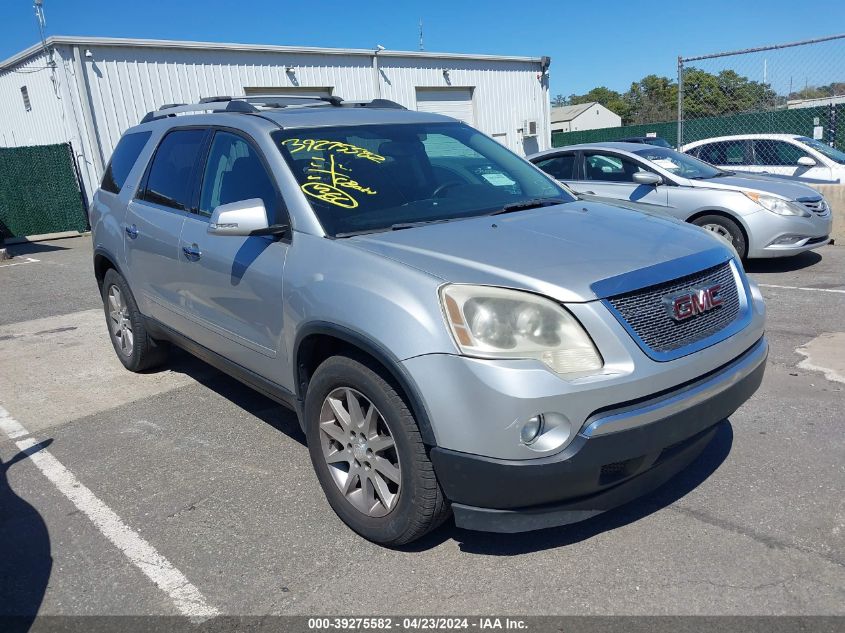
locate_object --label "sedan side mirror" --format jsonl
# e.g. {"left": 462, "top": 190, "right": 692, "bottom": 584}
{"left": 632, "top": 171, "right": 663, "bottom": 186}
{"left": 208, "top": 198, "right": 270, "bottom": 236}
{"left": 797, "top": 156, "right": 816, "bottom": 167}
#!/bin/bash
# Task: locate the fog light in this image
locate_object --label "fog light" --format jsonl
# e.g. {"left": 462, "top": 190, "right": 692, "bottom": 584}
{"left": 520, "top": 415, "right": 544, "bottom": 445}
{"left": 770, "top": 234, "right": 806, "bottom": 246}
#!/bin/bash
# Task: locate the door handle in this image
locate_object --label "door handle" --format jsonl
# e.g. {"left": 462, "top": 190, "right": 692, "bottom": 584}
{"left": 125, "top": 224, "right": 139, "bottom": 239}
{"left": 182, "top": 244, "right": 202, "bottom": 260}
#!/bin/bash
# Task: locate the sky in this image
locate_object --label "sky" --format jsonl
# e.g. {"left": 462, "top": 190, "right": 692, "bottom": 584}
{"left": 2, "top": 0, "right": 844, "bottom": 97}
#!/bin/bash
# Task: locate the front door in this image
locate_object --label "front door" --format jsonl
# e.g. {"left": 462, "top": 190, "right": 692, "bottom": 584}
{"left": 124, "top": 128, "right": 207, "bottom": 328}
{"left": 178, "top": 129, "right": 289, "bottom": 380}
{"left": 569, "top": 152, "right": 669, "bottom": 212}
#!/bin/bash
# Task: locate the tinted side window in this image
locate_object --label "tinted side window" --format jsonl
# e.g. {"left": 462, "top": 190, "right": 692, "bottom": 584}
{"left": 535, "top": 154, "right": 575, "bottom": 180}
{"left": 101, "top": 131, "right": 152, "bottom": 194}
{"left": 199, "top": 131, "right": 280, "bottom": 221}
{"left": 142, "top": 129, "right": 206, "bottom": 210}
{"left": 699, "top": 141, "right": 748, "bottom": 165}
{"left": 583, "top": 153, "right": 646, "bottom": 182}
{"left": 753, "top": 140, "right": 809, "bottom": 166}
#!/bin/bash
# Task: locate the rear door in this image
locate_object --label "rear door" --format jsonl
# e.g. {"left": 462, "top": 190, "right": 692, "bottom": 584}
{"left": 533, "top": 152, "right": 577, "bottom": 182}
{"left": 178, "top": 129, "right": 289, "bottom": 379}
{"left": 696, "top": 140, "right": 753, "bottom": 173}
{"left": 125, "top": 128, "right": 208, "bottom": 328}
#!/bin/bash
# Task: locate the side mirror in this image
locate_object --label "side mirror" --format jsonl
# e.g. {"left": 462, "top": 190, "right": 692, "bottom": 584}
{"left": 632, "top": 171, "right": 662, "bottom": 186}
{"left": 797, "top": 156, "right": 816, "bottom": 167}
{"left": 208, "top": 198, "right": 270, "bottom": 236}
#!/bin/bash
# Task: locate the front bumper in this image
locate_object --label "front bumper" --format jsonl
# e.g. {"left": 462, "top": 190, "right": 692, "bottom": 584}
{"left": 429, "top": 337, "right": 767, "bottom": 533}
{"left": 745, "top": 210, "right": 833, "bottom": 258}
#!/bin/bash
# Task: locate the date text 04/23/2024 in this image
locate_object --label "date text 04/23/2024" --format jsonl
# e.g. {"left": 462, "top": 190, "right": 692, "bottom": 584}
{"left": 307, "top": 617, "right": 528, "bottom": 630}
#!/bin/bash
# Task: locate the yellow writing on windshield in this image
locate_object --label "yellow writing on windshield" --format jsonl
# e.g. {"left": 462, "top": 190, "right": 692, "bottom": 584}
{"left": 282, "top": 138, "right": 385, "bottom": 163}
{"left": 301, "top": 155, "right": 378, "bottom": 209}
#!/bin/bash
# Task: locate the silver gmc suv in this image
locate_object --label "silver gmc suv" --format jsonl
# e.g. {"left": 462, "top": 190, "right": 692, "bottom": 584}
{"left": 90, "top": 96, "right": 767, "bottom": 545}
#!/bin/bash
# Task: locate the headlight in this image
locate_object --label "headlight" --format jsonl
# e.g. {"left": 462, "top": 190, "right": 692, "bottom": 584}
{"left": 743, "top": 191, "right": 811, "bottom": 217}
{"left": 439, "top": 284, "right": 603, "bottom": 376}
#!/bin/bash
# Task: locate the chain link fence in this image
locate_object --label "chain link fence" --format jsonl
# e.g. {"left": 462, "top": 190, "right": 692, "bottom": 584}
{"left": 678, "top": 34, "right": 845, "bottom": 152}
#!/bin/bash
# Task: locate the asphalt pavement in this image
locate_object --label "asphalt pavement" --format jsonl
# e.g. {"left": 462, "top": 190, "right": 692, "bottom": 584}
{"left": 0, "top": 236, "right": 843, "bottom": 618}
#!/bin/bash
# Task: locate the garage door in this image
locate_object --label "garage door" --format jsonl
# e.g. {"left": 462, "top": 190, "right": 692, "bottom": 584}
{"left": 415, "top": 88, "right": 475, "bottom": 125}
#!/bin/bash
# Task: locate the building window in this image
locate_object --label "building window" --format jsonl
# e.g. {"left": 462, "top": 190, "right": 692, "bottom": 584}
{"left": 21, "top": 86, "right": 31, "bottom": 111}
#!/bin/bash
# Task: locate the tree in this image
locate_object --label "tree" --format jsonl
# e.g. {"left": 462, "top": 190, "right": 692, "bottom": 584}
{"left": 623, "top": 75, "right": 677, "bottom": 124}
{"left": 551, "top": 93, "right": 567, "bottom": 107}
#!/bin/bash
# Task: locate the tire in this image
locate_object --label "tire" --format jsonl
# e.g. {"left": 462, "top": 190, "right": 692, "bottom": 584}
{"left": 101, "top": 268, "right": 168, "bottom": 372}
{"left": 304, "top": 355, "right": 450, "bottom": 546}
{"left": 691, "top": 214, "right": 747, "bottom": 260}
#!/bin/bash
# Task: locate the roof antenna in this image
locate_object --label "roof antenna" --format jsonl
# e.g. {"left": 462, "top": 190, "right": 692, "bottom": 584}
{"left": 418, "top": 18, "right": 424, "bottom": 51}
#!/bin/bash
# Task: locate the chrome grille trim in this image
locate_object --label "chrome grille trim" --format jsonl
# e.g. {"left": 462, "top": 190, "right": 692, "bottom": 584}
{"left": 797, "top": 196, "right": 830, "bottom": 216}
{"left": 603, "top": 260, "right": 751, "bottom": 362}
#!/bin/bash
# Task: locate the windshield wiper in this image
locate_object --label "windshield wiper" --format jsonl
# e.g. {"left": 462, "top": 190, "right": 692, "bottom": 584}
{"left": 488, "top": 198, "right": 562, "bottom": 216}
{"left": 389, "top": 218, "right": 453, "bottom": 231}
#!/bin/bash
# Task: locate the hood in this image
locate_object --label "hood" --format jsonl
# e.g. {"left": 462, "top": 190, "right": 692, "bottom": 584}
{"left": 683, "top": 173, "right": 823, "bottom": 201}
{"left": 347, "top": 201, "right": 731, "bottom": 303}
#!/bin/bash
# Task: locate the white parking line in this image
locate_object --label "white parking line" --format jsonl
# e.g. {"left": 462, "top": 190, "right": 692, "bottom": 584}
{"left": 0, "top": 256, "right": 40, "bottom": 268}
{"left": 0, "top": 405, "right": 219, "bottom": 621}
{"left": 758, "top": 283, "right": 845, "bottom": 295}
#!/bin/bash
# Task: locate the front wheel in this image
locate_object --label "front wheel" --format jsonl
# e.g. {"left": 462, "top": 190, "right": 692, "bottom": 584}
{"left": 304, "top": 355, "right": 450, "bottom": 545}
{"left": 691, "top": 214, "right": 747, "bottom": 260}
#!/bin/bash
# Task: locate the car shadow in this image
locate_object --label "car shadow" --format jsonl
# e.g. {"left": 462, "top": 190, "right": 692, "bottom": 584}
{"left": 0, "top": 440, "right": 54, "bottom": 633}
{"left": 6, "top": 242, "right": 71, "bottom": 256}
{"left": 743, "top": 250, "right": 822, "bottom": 273}
{"left": 164, "top": 349, "right": 305, "bottom": 446}
{"left": 404, "top": 420, "right": 734, "bottom": 554}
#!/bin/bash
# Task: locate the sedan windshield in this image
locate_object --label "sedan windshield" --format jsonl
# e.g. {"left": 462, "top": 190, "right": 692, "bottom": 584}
{"left": 273, "top": 122, "right": 572, "bottom": 236}
{"left": 796, "top": 136, "right": 845, "bottom": 165}
{"left": 633, "top": 146, "right": 724, "bottom": 180}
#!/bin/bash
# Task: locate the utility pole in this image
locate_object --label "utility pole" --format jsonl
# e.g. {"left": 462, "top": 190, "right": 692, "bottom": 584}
{"left": 419, "top": 18, "right": 424, "bottom": 51}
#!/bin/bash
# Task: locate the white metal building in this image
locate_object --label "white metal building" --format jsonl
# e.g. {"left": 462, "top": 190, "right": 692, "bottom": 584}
{"left": 550, "top": 102, "right": 621, "bottom": 133}
{"left": 0, "top": 36, "right": 551, "bottom": 203}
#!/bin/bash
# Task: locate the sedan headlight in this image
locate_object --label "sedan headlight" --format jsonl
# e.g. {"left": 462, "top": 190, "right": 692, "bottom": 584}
{"left": 439, "top": 284, "right": 603, "bottom": 376}
{"left": 743, "top": 191, "right": 811, "bottom": 217}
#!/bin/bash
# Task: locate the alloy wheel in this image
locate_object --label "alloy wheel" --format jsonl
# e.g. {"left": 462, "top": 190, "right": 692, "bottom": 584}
{"left": 700, "top": 223, "right": 734, "bottom": 244}
{"left": 318, "top": 387, "right": 401, "bottom": 517}
{"left": 107, "top": 284, "right": 134, "bottom": 356}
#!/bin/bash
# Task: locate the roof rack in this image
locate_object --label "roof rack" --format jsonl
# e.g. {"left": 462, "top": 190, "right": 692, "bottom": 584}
{"left": 139, "top": 95, "right": 406, "bottom": 124}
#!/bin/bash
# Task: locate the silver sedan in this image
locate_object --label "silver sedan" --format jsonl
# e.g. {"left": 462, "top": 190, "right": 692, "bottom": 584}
{"left": 529, "top": 142, "right": 833, "bottom": 259}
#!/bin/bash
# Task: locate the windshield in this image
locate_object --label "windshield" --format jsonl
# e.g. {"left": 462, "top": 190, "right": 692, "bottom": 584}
{"left": 273, "top": 123, "right": 572, "bottom": 236}
{"left": 645, "top": 138, "right": 672, "bottom": 148}
{"left": 796, "top": 136, "right": 845, "bottom": 165}
{"left": 633, "top": 146, "right": 724, "bottom": 179}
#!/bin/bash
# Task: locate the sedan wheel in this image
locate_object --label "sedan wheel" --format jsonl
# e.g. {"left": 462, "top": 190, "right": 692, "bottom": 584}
{"left": 318, "top": 387, "right": 401, "bottom": 517}
{"left": 700, "top": 222, "right": 734, "bottom": 244}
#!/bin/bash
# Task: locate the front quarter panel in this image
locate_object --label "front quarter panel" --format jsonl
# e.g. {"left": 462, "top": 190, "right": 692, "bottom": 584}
{"left": 283, "top": 232, "right": 456, "bottom": 389}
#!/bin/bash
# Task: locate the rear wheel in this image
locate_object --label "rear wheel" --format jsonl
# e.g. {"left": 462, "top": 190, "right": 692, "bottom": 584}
{"left": 305, "top": 355, "right": 450, "bottom": 545}
{"left": 102, "top": 268, "right": 168, "bottom": 372}
{"left": 691, "top": 214, "right": 747, "bottom": 259}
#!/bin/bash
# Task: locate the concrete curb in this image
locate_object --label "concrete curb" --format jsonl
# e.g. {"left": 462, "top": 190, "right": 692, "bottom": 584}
{"left": 6, "top": 231, "right": 91, "bottom": 245}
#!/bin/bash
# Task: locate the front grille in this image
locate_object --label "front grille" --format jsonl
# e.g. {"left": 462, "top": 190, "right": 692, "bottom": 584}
{"left": 606, "top": 262, "right": 741, "bottom": 355}
{"left": 797, "top": 197, "right": 830, "bottom": 216}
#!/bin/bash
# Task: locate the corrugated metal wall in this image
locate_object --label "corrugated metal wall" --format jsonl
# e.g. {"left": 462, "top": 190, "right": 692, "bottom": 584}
{"left": 0, "top": 51, "right": 69, "bottom": 147}
{"left": 76, "top": 45, "right": 549, "bottom": 164}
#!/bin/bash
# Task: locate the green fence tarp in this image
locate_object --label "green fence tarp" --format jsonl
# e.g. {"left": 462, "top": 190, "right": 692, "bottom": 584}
{"left": 0, "top": 143, "right": 88, "bottom": 239}
{"left": 551, "top": 106, "right": 844, "bottom": 150}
